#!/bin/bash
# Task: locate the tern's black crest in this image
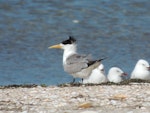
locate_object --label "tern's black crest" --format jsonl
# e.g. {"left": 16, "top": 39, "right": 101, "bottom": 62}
{"left": 62, "top": 36, "right": 76, "bottom": 45}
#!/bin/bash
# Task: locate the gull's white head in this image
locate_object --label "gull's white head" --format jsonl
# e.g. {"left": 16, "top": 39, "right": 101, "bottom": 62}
{"left": 131, "top": 59, "right": 150, "bottom": 80}
{"left": 97, "top": 64, "right": 105, "bottom": 74}
{"left": 82, "top": 63, "right": 107, "bottom": 84}
{"left": 107, "top": 67, "right": 127, "bottom": 83}
{"left": 135, "top": 59, "right": 150, "bottom": 71}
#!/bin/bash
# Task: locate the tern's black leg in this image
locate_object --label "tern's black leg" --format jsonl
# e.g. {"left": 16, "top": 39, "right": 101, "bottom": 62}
{"left": 82, "top": 78, "right": 83, "bottom": 82}
{"left": 70, "top": 78, "right": 75, "bottom": 85}
{"left": 72, "top": 78, "right": 75, "bottom": 83}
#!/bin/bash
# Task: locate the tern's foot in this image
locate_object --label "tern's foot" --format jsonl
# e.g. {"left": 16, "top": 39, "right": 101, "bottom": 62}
{"left": 70, "top": 78, "right": 75, "bottom": 85}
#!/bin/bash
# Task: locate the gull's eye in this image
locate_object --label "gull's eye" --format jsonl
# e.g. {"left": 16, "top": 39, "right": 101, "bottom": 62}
{"left": 116, "top": 70, "right": 120, "bottom": 73}
{"left": 101, "top": 69, "right": 104, "bottom": 72}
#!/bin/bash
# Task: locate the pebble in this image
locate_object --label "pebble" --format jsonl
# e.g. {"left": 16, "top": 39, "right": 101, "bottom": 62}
{"left": 127, "top": 111, "right": 133, "bottom": 113}
{"left": 110, "top": 100, "right": 117, "bottom": 105}
{"left": 21, "top": 111, "right": 27, "bottom": 113}
{"left": 80, "top": 111, "right": 98, "bottom": 113}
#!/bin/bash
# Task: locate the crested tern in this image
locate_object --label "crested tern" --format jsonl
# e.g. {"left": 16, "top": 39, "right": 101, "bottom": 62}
{"left": 49, "top": 36, "right": 105, "bottom": 82}
{"left": 107, "top": 67, "right": 127, "bottom": 83}
{"left": 131, "top": 59, "right": 150, "bottom": 80}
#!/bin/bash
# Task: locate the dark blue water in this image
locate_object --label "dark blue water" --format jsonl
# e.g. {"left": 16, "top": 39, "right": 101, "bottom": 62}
{"left": 0, "top": 0, "right": 150, "bottom": 85}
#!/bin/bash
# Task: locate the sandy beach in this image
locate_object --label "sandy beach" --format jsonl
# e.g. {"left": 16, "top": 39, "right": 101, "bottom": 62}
{"left": 0, "top": 82, "right": 150, "bottom": 113}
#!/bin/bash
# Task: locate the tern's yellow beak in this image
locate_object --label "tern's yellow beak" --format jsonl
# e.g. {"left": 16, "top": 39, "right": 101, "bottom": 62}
{"left": 48, "top": 44, "right": 62, "bottom": 49}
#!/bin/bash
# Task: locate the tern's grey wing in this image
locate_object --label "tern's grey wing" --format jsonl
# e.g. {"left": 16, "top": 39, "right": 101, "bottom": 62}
{"left": 66, "top": 54, "right": 91, "bottom": 64}
{"left": 64, "top": 54, "right": 91, "bottom": 73}
{"left": 64, "top": 62, "right": 88, "bottom": 74}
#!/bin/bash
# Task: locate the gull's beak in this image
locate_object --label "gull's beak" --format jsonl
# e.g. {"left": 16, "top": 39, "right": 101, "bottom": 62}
{"left": 147, "top": 66, "right": 150, "bottom": 71}
{"left": 48, "top": 44, "right": 62, "bottom": 49}
{"left": 122, "top": 72, "right": 128, "bottom": 76}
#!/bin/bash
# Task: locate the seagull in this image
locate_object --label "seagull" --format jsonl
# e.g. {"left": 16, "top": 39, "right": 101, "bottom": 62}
{"left": 131, "top": 59, "right": 150, "bottom": 80}
{"left": 49, "top": 36, "right": 105, "bottom": 83}
{"left": 82, "top": 64, "right": 108, "bottom": 84}
{"left": 107, "top": 67, "right": 127, "bottom": 83}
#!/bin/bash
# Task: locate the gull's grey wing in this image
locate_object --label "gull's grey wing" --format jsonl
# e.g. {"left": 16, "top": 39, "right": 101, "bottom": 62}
{"left": 64, "top": 54, "right": 92, "bottom": 73}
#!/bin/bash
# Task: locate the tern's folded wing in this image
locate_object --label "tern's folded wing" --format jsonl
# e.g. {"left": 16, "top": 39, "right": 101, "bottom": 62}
{"left": 66, "top": 54, "right": 91, "bottom": 64}
{"left": 64, "top": 62, "right": 88, "bottom": 74}
{"left": 64, "top": 54, "right": 91, "bottom": 73}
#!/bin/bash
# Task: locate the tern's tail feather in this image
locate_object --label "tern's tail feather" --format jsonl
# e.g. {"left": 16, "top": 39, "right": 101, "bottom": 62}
{"left": 71, "top": 57, "right": 107, "bottom": 79}
{"left": 97, "top": 57, "right": 108, "bottom": 62}
{"left": 88, "top": 57, "right": 107, "bottom": 67}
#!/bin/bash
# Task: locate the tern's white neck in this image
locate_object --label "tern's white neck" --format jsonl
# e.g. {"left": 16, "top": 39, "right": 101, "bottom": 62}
{"left": 63, "top": 44, "right": 77, "bottom": 64}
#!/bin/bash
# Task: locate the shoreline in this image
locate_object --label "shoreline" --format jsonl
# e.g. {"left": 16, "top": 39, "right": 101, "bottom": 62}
{"left": 0, "top": 79, "right": 150, "bottom": 88}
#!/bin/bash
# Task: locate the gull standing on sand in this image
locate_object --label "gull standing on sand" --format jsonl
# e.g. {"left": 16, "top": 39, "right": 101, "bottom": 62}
{"left": 49, "top": 36, "right": 104, "bottom": 83}
{"left": 107, "top": 67, "right": 127, "bottom": 83}
{"left": 131, "top": 59, "right": 150, "bottom": 80}
{"left": 82, "top": 64, "right": 108, "bottom": 84}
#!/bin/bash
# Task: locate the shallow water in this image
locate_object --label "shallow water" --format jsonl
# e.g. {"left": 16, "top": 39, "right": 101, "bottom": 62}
{"left": 0, "top": 0, "right": 150, "bottom": 85}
